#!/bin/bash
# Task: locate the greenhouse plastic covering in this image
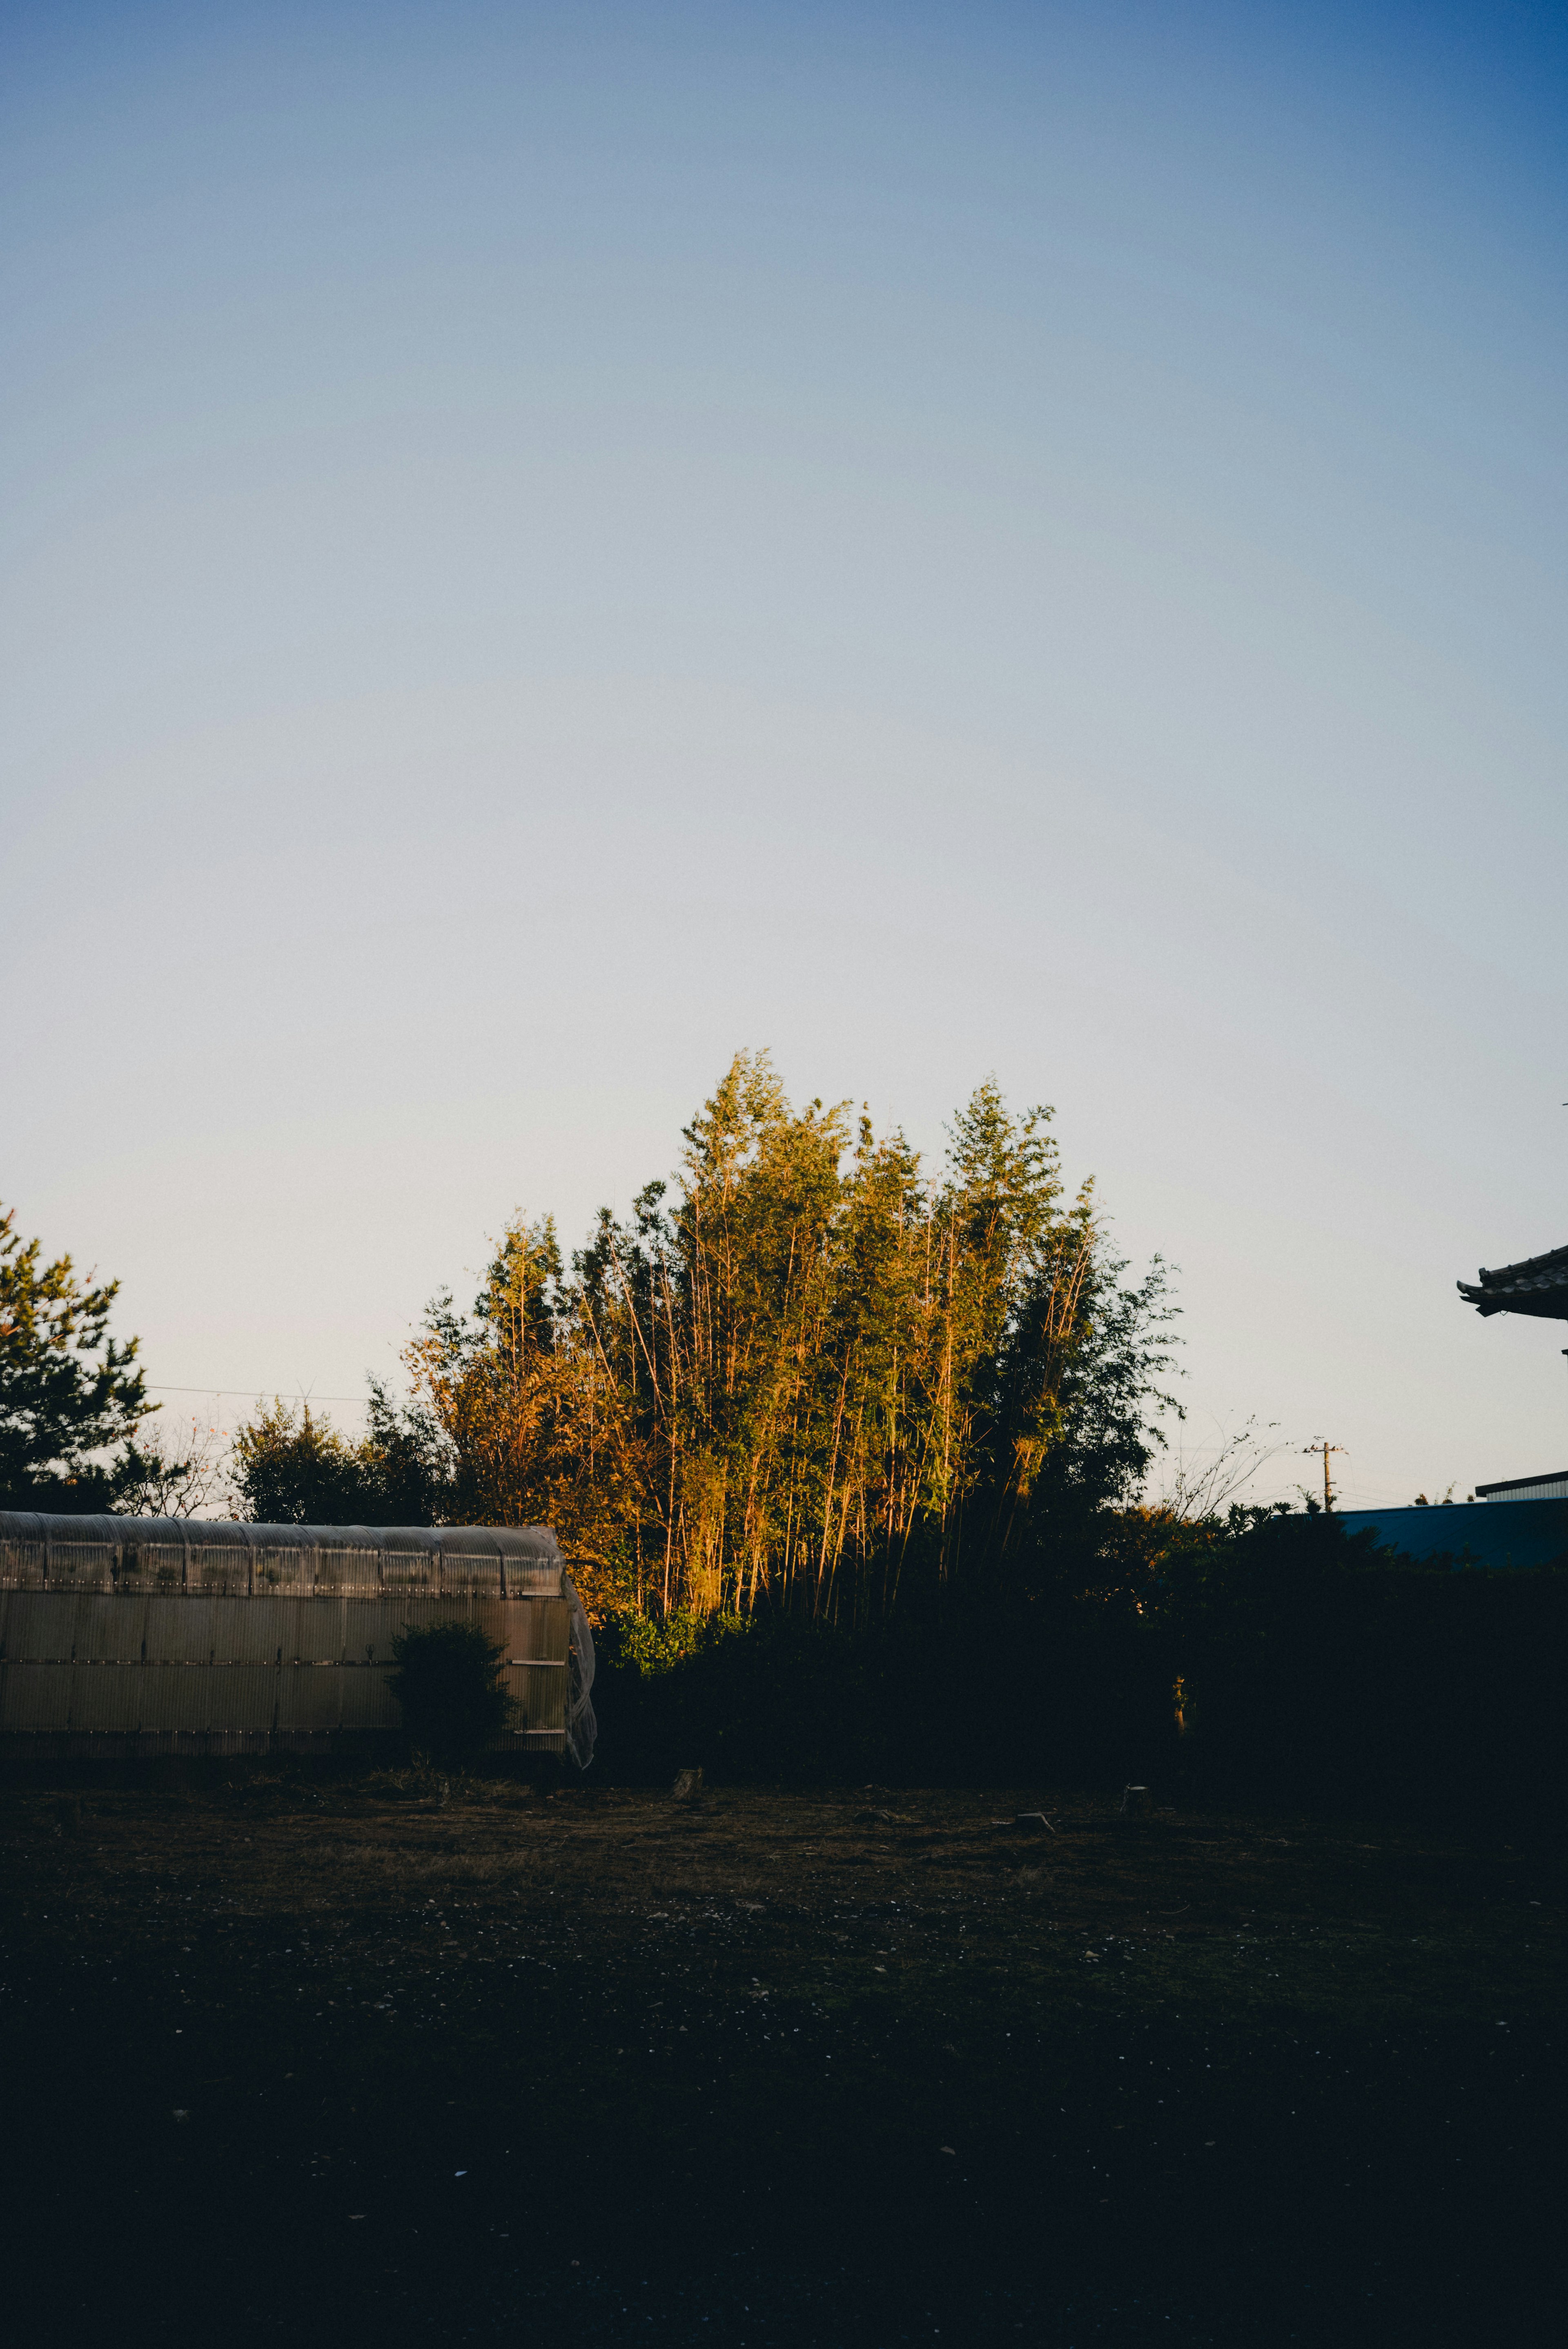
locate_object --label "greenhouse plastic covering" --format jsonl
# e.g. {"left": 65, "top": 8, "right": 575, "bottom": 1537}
{"left": 0, "top": 1512, "right": 597, "bottom": 1767}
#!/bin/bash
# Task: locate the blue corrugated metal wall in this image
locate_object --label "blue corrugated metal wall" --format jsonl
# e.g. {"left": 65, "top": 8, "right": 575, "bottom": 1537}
{"left": 1338, "top": 1498, "right": 1568, "bottom": 1569}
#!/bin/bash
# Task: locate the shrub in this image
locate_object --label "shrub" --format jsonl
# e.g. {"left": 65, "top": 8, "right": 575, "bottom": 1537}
{"left": 1158, "top": 1510, "right": 1568, "bottom": 1825}
{"left": 584, "top": 1514, "right": 1568, "bottom": 1827}
{"left": 385, "top": 1621, "right": 514, "bottom": 1763}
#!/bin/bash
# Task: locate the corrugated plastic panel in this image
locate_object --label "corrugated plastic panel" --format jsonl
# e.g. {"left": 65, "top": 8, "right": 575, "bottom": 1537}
{"left": 377, "top": 1595, "right": 465, "bottom": 1649}
{"left": 208, "top": 1597, "right": 282, "bottom": 1664}
{"left": 312, "top": 1547, "right": 382, "bottom": 1593}
{"left": 340, "top": 1665, "right": 399, "bottom": 1727}
{"left": 238, "top": 1596, "right": 296, "bottom": 1664}
{"left": 142, "top": 1595, "right": 198, "bottom": 1659}
{"left": 0, "top": 1513, "right": 566, "bottom": 1585}
{"left": 0, "top": 1583, "right": 579, "bottom": 1740}
{"left": 439, "top": 1553, "right": 504, "bottom": 1596}
{"left": 114, "top": 1544, "right": 160, "bottom": 1595}
{"left": 205, "top": 1666, "right": 279, "bottom": 1732}
{"left": 339, "top": 1601, "right": 403, "bottom": 1663}
{"left": 143, "top": 1597, "right": 204, "bottom": 1656}
{"left": 471, "top": 1597, "right": 512, "bottom": 1651}
{"left": 277, "top": 1665, "right": 343, "bottom": 1731}
{"left": 2, "top": 1664, "right": 76, "bottom": 1729}
{"left": 188, "top": 1545, "right": 251, "bottom": 1596}
{"left": 251, "top": 1547, "right": 308, "bottom": 1593}
{"left": 47, "top": 1542, "right": 116, "bottom": 1592}
{"left": 512, "top": 1598, "right": 570, "bottom": 1665}
{"left": 501, "top": 1558, "right": 564, "bottom": 1596}
{"left": 194, "top": 1596, "right": 256, "bottom": 1662}
{"left": 160, "top": 1597, "right": 274, "bottom": 1672}
{"left": 157, "top": 1596, "right": 223, "bottom": 1660}
{"left": 202, "top": 1595, "right": 310, "bottom": 1663}
{"left": 136, "top": 1544, "right": 189, "bottom": 1593}
{"left": 69, "top": 1667, "right": 145, "bottom": 1732}
{"left": 69, "top": 1595, "right": 146, "bottom": 1662}
{"left": 0, "top": 1540, "right": 45, "bottom": 1590}
{"left": 499, "top": 1599, "right": 571, "bottom": 1736}
{"left": 380, "top": 1549, "right": 437, "bottom": 1593}
{"left": 214, "top": 1597, "right": 285, "bottom": 1660}
{"left": 508, "top": 1663, "right": 568, "bottom": 1735}
{"left": 4, "top": 1594, "right": 78, "bottom": 1662}
{"left": 285, "top": 1600, "right": 345, "bottom": 1663}
{"left": 136, "top": 1665, "right": 216, "bottom": 1732}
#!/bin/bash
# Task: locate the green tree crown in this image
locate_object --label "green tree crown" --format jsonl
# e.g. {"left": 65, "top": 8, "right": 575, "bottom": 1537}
{"left": 0, "top": 1202, "right": 149, "bottom": 1511}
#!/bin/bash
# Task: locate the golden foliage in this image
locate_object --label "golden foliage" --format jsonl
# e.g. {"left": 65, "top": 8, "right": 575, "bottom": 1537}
{"left": 402, "top": 1053, "right": 1137, "bottom": 1623}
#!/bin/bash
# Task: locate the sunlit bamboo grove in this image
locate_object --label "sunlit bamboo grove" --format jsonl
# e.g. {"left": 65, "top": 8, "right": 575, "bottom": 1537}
{"left": 378, "top": 1054, "right": 1174, "bottom": 1622}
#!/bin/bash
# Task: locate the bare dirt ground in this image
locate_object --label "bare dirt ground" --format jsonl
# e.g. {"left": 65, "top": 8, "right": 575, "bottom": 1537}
{"left": 1, "top": 1772, "right": 1562, "bottom": 2347}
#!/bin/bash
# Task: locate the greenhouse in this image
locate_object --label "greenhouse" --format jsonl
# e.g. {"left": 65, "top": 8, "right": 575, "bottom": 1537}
{"left": 0, "top": 1511, "right": 595, "bottom": 1765}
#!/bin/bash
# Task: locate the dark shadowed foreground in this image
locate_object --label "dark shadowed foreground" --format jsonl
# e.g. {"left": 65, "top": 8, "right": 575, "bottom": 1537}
{"left": 1, "top": 1776, "right": 1561, "bottom": 2347}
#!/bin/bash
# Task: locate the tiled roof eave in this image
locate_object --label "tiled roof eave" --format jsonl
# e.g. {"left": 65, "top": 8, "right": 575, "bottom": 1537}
{"left": 1458, "top": 1278, "right": 1568, "bottom": 1321}
{"left": 1458, "top": 1238, "right": 1568, "bottom": 1317}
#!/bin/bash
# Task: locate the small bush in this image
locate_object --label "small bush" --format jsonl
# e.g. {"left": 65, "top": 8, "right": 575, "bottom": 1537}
{"left": 386, "top": 1622, "right": 514, "bottom": 1763}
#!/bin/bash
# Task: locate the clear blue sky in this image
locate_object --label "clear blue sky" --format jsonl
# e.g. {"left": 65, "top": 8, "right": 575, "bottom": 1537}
{"left": 4, "top": 1, "right": 1566, "bottom": 1506}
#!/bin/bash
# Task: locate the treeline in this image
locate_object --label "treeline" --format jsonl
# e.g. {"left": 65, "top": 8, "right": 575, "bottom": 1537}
{"left": 233, "top": 1053, "right": 1176, "bottom": 1624}
{"left": 586, "top": 1507, "right": 1568, "bottom": 1828}
{"left": 9, "top": 1071, "right": 1565, "bottom": 1824}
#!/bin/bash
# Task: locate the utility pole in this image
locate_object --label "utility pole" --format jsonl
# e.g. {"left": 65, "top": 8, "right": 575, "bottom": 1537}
{"left": 1303, "top": 1440, "right": 1346, "bottom": 1511}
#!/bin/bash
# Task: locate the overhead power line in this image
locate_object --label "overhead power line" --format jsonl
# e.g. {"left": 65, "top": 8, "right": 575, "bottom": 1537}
{"left": 145, "top": 1384, "right": 381, "bottom": 1404}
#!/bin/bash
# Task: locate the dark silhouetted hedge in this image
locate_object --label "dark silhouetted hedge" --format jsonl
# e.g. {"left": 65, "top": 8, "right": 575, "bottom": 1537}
{"left": 587, "top": 1512, "right": 1568, "bottom": 1829}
